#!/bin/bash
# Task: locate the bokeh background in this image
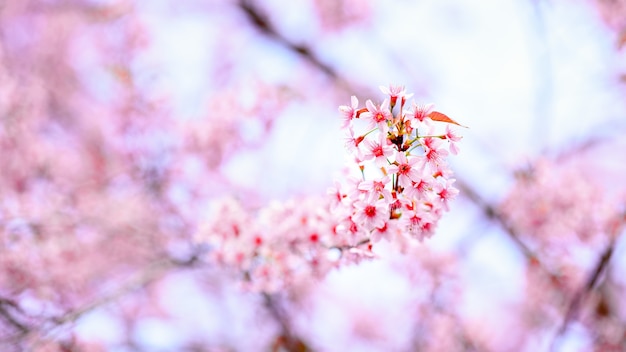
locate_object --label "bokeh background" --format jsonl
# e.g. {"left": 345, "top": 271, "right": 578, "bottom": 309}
{"left": 2, "top": 0, "right": 626, "bottom": 351}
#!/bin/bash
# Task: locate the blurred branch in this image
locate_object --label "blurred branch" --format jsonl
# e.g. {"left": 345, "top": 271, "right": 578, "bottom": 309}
{"left": 565, "top": 243, "right": 613, "bottom": 322}
{"left": 551, "top": 211, "right": 625, "bottom": 350}
{"left": 549, "top": 242, "right": 614, "bottom": 351}
{"left": 237, "top": 0, "right": 337, "bottom": 79}
{"left": 262, "top": 293, "right": 309, "bottom": 352}
{"left": 454, "top": 179, "right": 537, "bottom": 260}
{"left": 0, "top": 297, "right": 29, "bottom": 338}
{"left": 235, "top": 0, "right": 372, "bottom": 98}
{"left": 553, "top": 135, "right": 606, "bottom": 162}
{"left": 24, "top": 251, "right": 203, "bottom": 349}
{"left": 57, "top": 254, "right": 201, "bottom": 325}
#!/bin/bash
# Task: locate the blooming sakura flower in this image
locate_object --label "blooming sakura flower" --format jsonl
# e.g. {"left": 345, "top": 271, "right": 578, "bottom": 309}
{"left": 379, "top": 85, "right": 413, "bottom": 108}
{"left": 444, "top": 125, "right": 462, "bottom": 155}
{"left": 358, "top": 175, "right": 393, "bottom": 203}
{"left": 408, "top": 102, "right": 434, "bottom": 123}
{"left": 399, "top": 208, "right": 436, "bottom": 241}
{"left": 352, "top": 198, "right": 389, "bottom": 231}
{"left": 361, "top": 133, "right": 394, "bottom": 167}
{"left": 343, "top": 125, "right": 364, "bottom": 153}
{"left": 345, "top": 175, "right": 368, "bottom": 201}
{"left": 370, "top": 221, "right": 397, "bottom": 243}
{"left": 434, "top": 178, "right": 459, "bottom": 211}
{"left": 432, "top": 163, "right": 454, "bottom": 179}
{"left": 404, "top": 173, "right": 435, "bottom": 201}
{"left": 422, "top": 137, "right": 449, "bottom": 168}
{"left": 336, "top": 216, "right": 367, "bottom": 245}
{"left": 327, "top": 180, "right": 346, "bottom": 208}
{"left": 338, "top": 95, "right": 359, "bottom": 128}
{"left": 388, "top": 150, "right": 422, "bottom": 189}
{"left": 361, "top": 99, "right": 392, "bottom": 133}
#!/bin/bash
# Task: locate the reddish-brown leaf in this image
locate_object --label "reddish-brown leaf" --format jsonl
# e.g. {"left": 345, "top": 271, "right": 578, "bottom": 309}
{"left": 428, "top": 111, "right": 467, "bottom": 128}
{"left": 355, "top": 107, "right": 369, "bottom": 118}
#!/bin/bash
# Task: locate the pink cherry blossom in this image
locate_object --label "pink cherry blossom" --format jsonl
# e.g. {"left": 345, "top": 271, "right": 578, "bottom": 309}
{"left": 358, "top": 175, "right": 393, "bottom": 203}
{"left": 388, "top": 151, "right": 423, "bottom": 189}
{"left": 408, "top": 101, "right": 434, "bottom": 123}
{"left": 434, "top": 178, "right": 459, "bottom": 211}
{"left": 370, "top": 220, "right": 398, "bottom": 243}
{"left": 422, "top": 137, "right": 449, "bottom": 168}
{"left": 399, "top": 208, "right": 437, "bottom": 241}
{"left": 379, "top": 84, "right": 413, "bottom": 108}
{"left": 404, "top": 173, "right": 435, "bottom": 201}
{"left": 361, "top": 133, "right": 395, "bottom": 167}
{"left": 328, "top": 180, "right": 347, "bottom": 208}
{"left": 338, "top": 95, "right": 359, "bottom": 128}
{"left": 343, "top": 125, "right": 365, "bottom": 153}
{"left": 352, "top": 198, "right": 390, "bottom": 231}
{"left": 444, "top": 125, "right": 462, "bottom": 155}
{"left": 361, "top": 99, "right": 392, "bottom": 133}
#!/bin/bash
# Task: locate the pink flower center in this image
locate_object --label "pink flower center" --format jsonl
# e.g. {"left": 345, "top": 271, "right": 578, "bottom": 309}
{"left": 364, "top": 205, "right": 377, "bottom": 218}
{"left": 415, "top": 106, "right": 429, "bottom": 121}
{"left": 374, "top": 112, "right": 386, "bottom": 122}
{"left": 372, "top": 144, "right": 384, "bottom": 157}
{"left": 349, "top": 221, "right": 359, "bottom": 234}
{"left": 426, "top": 149, "right": 441, "bottom": 164}
{"left": 410, "top": 215, "right": 421, "bottom": 226}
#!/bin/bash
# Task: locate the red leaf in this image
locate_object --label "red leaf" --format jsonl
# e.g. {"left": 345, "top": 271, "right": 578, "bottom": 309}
{"left": 355, "top": 107, "right": 369, "bottom": 118}
{"left": 428, "top": 111, "right": 467, "bottom": 128}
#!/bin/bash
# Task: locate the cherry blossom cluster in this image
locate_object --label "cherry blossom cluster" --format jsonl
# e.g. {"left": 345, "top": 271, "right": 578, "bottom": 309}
{"left": 500, "top": 158, "right": 624, "bottom": 248}
{"left": 197, "top": 86, "right": 463, "bottom": 292}
{"left": 199, "top": 196, "right": 346, "bottom": 292}
{"left": 499, "top": 157, "right": 626, "bottom": 345}
{"left": 333, "top": 85, "right": 463, "bottom": 243}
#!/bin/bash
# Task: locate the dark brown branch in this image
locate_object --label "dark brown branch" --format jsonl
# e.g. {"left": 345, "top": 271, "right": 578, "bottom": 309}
{"left": 454, "top": 178, "right": 537, "bottom": 261}
{"left": 0, "top": 297, "right": 29, "bottom": 336}
{"left": 567, "top": 243, "right": 613, "bottom": 319}
{"left": 23, "top": 252, "right": 204, "bottom": 350}
{"left": 262, "top": 293, "right": 309, "bottom": 352}
{"left": 237, "top": 0, "right": 337, "bottom": 79}
{"left": 549, "top": 242, "right": 615, "bottom": 351}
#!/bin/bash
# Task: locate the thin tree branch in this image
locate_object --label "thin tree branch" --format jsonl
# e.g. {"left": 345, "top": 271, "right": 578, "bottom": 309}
{"left": 454, "top": 178, "right": 537, "bottom": 261}
{"left": 549, "top": 241, "right": 615, "bottom": 352}
{"left": 23, "top": 252, "right": 203, "bottom": 350}
{"left": 237, "top": 0, "right": 337, "bottom": 79}
{"left": 263, "top": 293, "right": 309, "bottom": 352}
{"left": 0, "top": 297, "right": 29, "bottom": 336}
{"left": 550, "top": 210, "right": 625, "bottom": 350}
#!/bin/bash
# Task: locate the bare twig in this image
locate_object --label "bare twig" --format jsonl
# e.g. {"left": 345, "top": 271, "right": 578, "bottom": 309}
{"left": 237, "top": 0, "right": 337, "bottom": 79}
{"left": 550, "top": 211, "right": 625, "bottom": 351}
{"left": 549, "top": 242, "right": 615, "bottom": 352}
{"left": 263, "top": 293, "right": 309, "bottom": 352}
{"left": 454, "top": 178, "right": 537, "bottom": 261}
{"left": 24, "top": 252, "right": 203, "bottom": 350}
{"left": 0, "top": 297, "right": 29, "bottom": 336}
